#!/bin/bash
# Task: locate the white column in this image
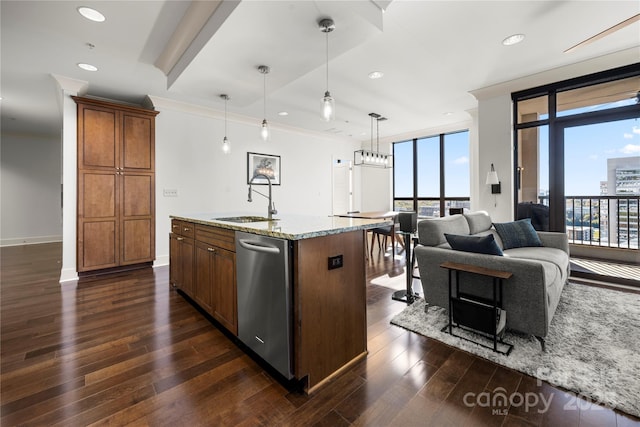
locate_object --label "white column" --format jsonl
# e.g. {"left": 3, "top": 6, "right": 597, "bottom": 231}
{"left": 51, "top": 75, "right": 87, "bottom": 284}
{"left": 476, "top": 94, "right": 513, "bottom": 222}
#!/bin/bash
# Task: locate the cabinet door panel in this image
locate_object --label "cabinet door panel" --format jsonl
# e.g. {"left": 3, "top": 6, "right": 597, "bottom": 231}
{"left": 180, "top": 238, "right": 195, "bottom": 297}
{"left": 194, "top": 242, "right": 214, "bottom": 314}
{"left": 122, "top": 114, "right": 153, "bottom": 170}
{"left": 81, "top": 220, "right": 117, "bottom": 269}
{"left": 213, "top": 248, "right": 237, "bottom": 335}
{"left": 122, "top": 174, "right": 152, "bottom": 217}
{"left": 80, "top": 172, "right": 117, "bottom": 218}
{"left": 169, "top": 233, "right": 180, "bottom": 287}
{"left": 122, "top": 219, "right": 152, "bottom": 264}
{"left": 80, "top": 108, "right": 117, "bottom": 169}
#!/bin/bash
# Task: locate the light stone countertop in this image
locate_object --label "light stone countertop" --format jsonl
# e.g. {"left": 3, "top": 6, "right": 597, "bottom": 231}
{"left": 170, "top": 213, "right": 393, "bottom": 240}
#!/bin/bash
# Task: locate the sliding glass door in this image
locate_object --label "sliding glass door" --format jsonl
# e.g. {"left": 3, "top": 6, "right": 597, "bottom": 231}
{"left": 561, "top": 119, "right": 639, "bottom": 249}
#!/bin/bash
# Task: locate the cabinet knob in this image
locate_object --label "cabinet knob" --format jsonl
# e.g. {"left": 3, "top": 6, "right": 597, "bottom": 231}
{"left": 183, "top": 227, "right": 190, "bottom": 231}
{"left": 172, "top": 225, "right": 178, "bottom": 229}
{"left": 176, "top": 237, "right": 184, "bottom": 241}
{"left": 207, "top": 247, "right": 215, "bottom": 253}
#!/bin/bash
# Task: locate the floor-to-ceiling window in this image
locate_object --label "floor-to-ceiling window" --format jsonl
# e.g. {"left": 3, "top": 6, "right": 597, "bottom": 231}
{"left": 393, "top": 130, "right": 470, "bottom": 217}
{"left": 513, "top": 63, "right": 640, "bottom": 266}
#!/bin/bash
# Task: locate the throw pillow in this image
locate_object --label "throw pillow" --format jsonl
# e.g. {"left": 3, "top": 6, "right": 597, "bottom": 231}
{"left": 444, "top": 233, "right": 504, "bottom": 256}
{"left": 493, "top": 218, "right": 542, "bottom": 249}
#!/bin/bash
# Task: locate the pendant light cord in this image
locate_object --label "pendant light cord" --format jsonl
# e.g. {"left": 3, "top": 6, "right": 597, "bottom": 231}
{"left": 325, "top": 29, "right": 329, "bottom": 92}
{"left": 263, "top": 71, "right": 267, "bottom": 119}
{"left": 370, "top": 115, "right": 374, "bottom": 152}
{"left": 376, "top": 116, "right": 380, "bottom": 153}
{"left": 224, "top": 97, "right": 228, "bottom": 135}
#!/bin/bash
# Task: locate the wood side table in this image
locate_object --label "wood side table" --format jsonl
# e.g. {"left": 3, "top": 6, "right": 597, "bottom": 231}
{"left": 440, "top": 261, "right": 514, "bottom": 355}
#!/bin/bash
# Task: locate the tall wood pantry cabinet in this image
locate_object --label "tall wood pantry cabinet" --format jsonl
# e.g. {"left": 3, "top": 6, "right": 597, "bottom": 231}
{"left": 73, "top": 96, "right": 159, "bottom": 273}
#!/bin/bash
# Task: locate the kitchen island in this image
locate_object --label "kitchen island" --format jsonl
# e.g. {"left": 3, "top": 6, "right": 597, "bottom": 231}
{"left": 169, "top": 213, "right": 392, "bottom": 393}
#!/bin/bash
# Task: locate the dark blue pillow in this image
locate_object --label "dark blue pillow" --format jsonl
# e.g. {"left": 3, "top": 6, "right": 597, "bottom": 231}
{"left": 493, "top": 218, "right": 542, "bottom": 249}
{"left": 444, "top": 233, "right": 503, "bottom": 256}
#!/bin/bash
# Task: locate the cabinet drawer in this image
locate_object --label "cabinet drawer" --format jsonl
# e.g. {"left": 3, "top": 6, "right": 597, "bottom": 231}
{"left": 196, "top": 225, "right": 235, "bottom": 252}
{"left": 171, "top": 220, "right": 195, "bottom": 238}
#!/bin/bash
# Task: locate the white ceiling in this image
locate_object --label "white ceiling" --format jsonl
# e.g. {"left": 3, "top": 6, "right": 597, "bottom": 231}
{"left": 1, "top": 0, "right": 639, "bottom": 141}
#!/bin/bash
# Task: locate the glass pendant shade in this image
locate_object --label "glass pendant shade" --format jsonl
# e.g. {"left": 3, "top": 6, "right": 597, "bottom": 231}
{"left": 321, "top": 91, "right": 335, "bottom": 121}
{"left": 222, "top": 136, "right": 230, "bottom": 154}
{"left": 260, "top": 119, "right": 270, "bottom": 141}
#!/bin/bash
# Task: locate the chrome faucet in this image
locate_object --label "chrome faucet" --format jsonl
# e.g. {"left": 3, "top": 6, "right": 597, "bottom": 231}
{"left": 248, "top": 174, "right": 277, "bottom": 220}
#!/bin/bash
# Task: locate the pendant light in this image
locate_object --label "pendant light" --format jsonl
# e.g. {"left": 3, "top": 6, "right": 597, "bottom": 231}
{"left": 354, "top": 113, "right": 392, "bottom": 168}
{"left": 258, "top": 65, "right": 270, "bottom": 141}
{"left": 220, "top": 94, "right": 230, "bottom": 154}
{"left": 319, "top": 18, "right": 335, "bottom": 121}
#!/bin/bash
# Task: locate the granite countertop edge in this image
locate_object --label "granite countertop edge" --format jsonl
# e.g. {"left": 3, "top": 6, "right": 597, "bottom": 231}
{"left": 170, "top": 214, "right": 393, "bottom": 240}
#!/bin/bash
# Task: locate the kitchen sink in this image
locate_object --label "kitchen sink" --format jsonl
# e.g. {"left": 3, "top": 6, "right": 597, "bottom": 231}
{"left": 213, "top": 216, "right": 278, "bottom": 223}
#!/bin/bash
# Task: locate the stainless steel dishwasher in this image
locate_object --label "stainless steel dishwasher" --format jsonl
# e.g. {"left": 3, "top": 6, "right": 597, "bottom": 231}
{"left": 235, "top": 231, "right": 293, "bottom": 379}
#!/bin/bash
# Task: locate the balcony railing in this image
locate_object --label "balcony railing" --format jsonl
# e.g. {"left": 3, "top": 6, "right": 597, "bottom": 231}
{"left": 540, "top": 195, "right": 639, "bottom": 250}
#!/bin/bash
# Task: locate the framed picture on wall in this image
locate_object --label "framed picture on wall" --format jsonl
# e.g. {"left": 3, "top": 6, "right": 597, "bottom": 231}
{"left": 247, "top": 152, "right": 281, "bottom": 185}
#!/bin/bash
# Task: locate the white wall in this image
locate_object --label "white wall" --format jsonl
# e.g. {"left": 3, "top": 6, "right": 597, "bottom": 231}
{"left": 358, "top": 166, "right": 392, "bottom": 212}
{"left": 0, "top": 133, "right": 62, "bottom": 245}
{"left": 152, "top": 99, "right": 361, "bottom": 265}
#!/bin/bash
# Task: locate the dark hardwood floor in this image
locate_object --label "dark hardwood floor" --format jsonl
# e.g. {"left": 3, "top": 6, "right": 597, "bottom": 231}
{"left": 1, "top": 242, "right": 638, "bottom": 426}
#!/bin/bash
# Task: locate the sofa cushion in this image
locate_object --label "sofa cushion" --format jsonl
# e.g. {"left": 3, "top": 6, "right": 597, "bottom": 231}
{"left": 493, "top": 218, "right": 542, "bottom": 249}
{"left": 464, "top": 211, "right": 493, "bottom": 234}
{"left": 444, "top": 233, "right": 504, "bottom": 256}
{"left": 503, "top": 247, "right": 569, "bottom": 279}
{"left": 418, "top": 215, "right": 470, "bottom": 246}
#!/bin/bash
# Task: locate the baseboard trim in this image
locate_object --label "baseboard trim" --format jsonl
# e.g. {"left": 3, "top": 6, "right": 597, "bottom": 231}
{"left": 59, "top": 268, "right": 79, "bottom": 284}
{"left": 1, "top": 235, "right": 62, "bottom": 247}
{"left": 154, "top": 255, "right": 169, "bottom": 267}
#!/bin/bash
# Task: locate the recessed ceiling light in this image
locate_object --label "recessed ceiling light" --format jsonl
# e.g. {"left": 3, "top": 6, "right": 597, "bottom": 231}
{"left": 368, "top": 71, "right": 384, "bottom": 79}
{"left": 77, "top": 63, "right": 98, "bottom": 71}
{"left": 77, "top": 6, "right": 105, "bottom": 22}
{"left": 277, "top": 111, "right": 289, "bottom": 116}
{"left": 443, "top": 112, "right": 453, "bottom": 116}
{"left": 502, "top": 34, "right": 525, "bottom": 46}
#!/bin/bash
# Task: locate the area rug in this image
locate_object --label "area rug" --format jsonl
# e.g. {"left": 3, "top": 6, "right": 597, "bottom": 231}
{"left": 390, "top": 282, "right": 640, "bottom": 418}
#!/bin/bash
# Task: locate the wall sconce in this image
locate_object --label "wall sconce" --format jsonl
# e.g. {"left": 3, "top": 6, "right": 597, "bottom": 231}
{"left": 486, "top": 163, "right": 501, "bottom": 194}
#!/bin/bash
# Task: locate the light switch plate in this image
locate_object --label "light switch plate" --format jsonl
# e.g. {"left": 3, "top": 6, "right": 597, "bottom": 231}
{"left": 163, "top": 188, "right": 178, "bottom": 197}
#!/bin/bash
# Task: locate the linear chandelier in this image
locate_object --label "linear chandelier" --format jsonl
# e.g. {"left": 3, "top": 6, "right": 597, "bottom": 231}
{"left": 354, "top": 113, "right": 392, "bottom": 168}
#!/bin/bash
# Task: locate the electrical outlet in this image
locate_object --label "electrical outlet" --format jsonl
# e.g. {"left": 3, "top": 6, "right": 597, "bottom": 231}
{"left": 163, "top": 188, "right": 178, "bottom": 197}
{"left": 328, "top": 254, "right": 343, "bottom": 270}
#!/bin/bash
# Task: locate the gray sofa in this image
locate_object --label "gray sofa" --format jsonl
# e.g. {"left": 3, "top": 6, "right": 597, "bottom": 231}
{"left": 414, "top": 211, "right": 570, "bottom": 346}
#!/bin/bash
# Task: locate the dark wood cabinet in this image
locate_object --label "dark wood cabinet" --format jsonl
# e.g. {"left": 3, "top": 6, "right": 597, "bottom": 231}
{"left": 194, "top": 224, "right": 237, "bottom": 335}
{"left": 212, "top": 246, "right": 237, "bottom": 334}
{"left": 194, "top": 241, "right": 214, "bottom": 314}
{"left": 74, "top": 96, "right": 158, "bottom": 273}
{"left": 170, "top": 220, "right": 194, "bottom": 297}
{"left": 172, "top": 221, "right": 238, "bottom": 335}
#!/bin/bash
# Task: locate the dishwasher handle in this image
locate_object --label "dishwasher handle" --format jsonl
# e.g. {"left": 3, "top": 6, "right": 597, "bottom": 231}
{"left": 238, "top": 238, "right": 281, "bottom": 254}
